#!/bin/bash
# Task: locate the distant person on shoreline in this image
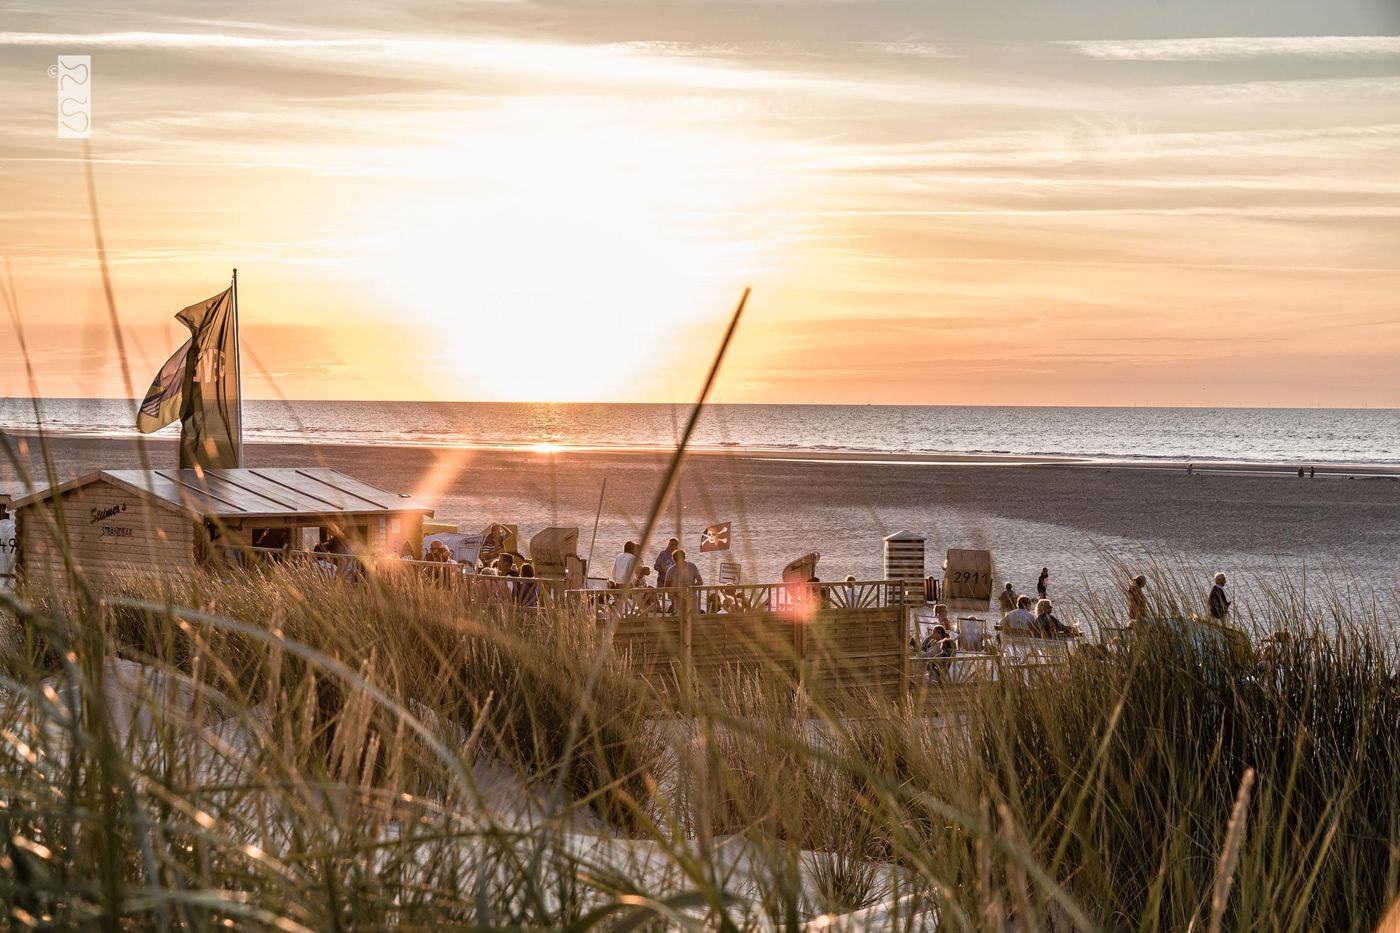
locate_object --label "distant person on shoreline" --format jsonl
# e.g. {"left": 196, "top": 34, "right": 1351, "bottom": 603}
{"left": 1208, "top": 573, "right": 1231, "bottom": 621}
{"left": 1310, "top": 465, "right": 1316, "bottom": 478}
{"left": 999, "top": 582, "right": 1017, "bottom": 612}
{"left": 611, "top": 540, "right": 637, "bottom": 588}
{"left": 1298, "top": 466, "right": 1305, "bottom": 478}
{"left": 1127, "top": 574, "right": 1148, "bottom": 623}
{"left": 1037, "top": 567, "right": 1050, "bottom": 599}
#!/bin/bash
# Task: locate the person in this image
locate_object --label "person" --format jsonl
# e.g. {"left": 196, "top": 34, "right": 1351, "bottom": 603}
{"left": 1126, "top": 574, "right": 1148, "bottom": 623}
{"left": 1298, "top": 466, "right": 1305, "bottom": 478}
{"left": 1000, "top": 595, "right": 1037, "bottom": 635}
{"left": 497, "top": 553, "right": 518, "bottom": 577}
{"left": 670, "top": 548, "right": 703, "bottom": 588}
{"left": 399, "top": 540, "right": 416, "bottom": 560}
{"left": 515, "top": 563, "right": 540, "bottom": 608}
{"left": 1036, "top": 567, "right": 1050, "bottom": 599}
{"left": 1208, "top": 572, "right": 1231, "bottom": 621}
{"left": 920, "top": 623, "right": 958, "bottom": 684}
{"left": 611, "top": 541, "right": 638, "bottom": 588}
{"left": 1032, "top": 598, "right": 1072, "bottom": 638}
{"left": 426, "top": 540, "right": 450, "bottom": 562}
{"left": 998, "top": 581, "right": 1017, "bottom": 613}
{"left": 1309, "top": 465, "right": 1315, "bottom": 479}
{"left": 654, "top": 538, "right": 679, "bottom": 583}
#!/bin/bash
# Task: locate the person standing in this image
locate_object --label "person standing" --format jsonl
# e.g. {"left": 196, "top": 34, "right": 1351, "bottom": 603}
{"left": 1126, "top": 574, "right": 1148, "bottom": 623}
{"left": 611, "top": 540, "right": 638, "bottom": 588}
{"left": 1036, "top": 567, "right": 1050, "bottom": 599}
{"left": 654, "top": 537, "right": 679, "bottom": 585}
{"left": 998, "top": 581, "right": 1017, "bottom": 612}
{"left": 1208, "top": 573, "right": 1231, "bottom": 621}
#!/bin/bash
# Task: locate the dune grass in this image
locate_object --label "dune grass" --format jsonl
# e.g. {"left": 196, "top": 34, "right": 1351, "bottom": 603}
{"left": 0, "top": 563, "right": 1396, "bottom": 930}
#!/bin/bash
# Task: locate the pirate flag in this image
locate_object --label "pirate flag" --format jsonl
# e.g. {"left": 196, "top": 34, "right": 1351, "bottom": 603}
{"left": 699, "top": 521, "right": 732, "bottom": 553}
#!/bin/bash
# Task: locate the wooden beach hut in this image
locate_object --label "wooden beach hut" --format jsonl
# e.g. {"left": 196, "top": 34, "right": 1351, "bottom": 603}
{"left": 11, "top": 467, "right": 433, "bottom": 589}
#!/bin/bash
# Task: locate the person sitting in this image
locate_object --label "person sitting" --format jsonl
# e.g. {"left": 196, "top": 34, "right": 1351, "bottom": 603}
{"left": 998, "top": 581, "right": 1018, "bottom": 613}
{"left": 611, "top": 541, "right": 638, "bottom": 588}
{"left": 920, "top": 623, "right": 958, "bottom": 684}
{"left": 1031, "top": 598, "right": 1072, "bottom": 638}
{"left": 514, "top": 563, "right": 540, "bottom": 608}
{"left": 1000, "top": 595, "right": 1037, "bottom": 634}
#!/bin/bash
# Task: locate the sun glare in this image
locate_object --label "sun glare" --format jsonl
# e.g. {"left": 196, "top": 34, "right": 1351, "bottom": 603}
{"left": 370, "top": 104, "right": 792, "bottom": 402}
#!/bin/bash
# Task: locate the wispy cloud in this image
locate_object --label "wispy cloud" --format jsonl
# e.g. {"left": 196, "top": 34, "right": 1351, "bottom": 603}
{"left": 1067, "top": 36, "right": 1400, "bottom": 61}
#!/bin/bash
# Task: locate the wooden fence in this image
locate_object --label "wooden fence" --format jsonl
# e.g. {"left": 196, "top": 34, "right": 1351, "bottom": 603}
{"left": 577, "top": 580, "right": 910, "bottom": 708}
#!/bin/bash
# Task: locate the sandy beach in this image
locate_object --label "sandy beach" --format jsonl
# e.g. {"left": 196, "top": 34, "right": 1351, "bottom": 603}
{"left": 5, "top": 433, "right": 1398, "bottom": 609}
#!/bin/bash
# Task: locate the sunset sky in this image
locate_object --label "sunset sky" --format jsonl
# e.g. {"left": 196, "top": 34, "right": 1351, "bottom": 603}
{"left": 1, "top": 0, "right": 1398, "bottom": 406}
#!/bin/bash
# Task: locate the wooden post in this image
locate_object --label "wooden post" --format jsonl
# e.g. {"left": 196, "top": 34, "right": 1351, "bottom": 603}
{"left": 898, "top": 585, "right": 909, "bottom": 698}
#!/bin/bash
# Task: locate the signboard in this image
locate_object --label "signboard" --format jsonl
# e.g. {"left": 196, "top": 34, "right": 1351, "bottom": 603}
{"left": 718, "top": 561, "right": 741, "bottom": 585}
{"left": 0, "top": 517, "right": 15, "bottom": 584}
{"left": 700, "top": 521, "right": 732, "bottom": 553}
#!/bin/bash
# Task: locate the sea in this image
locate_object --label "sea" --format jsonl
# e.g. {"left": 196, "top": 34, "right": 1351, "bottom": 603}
{"left": 3, "top": 399, "right": 1398, "bottom": 464}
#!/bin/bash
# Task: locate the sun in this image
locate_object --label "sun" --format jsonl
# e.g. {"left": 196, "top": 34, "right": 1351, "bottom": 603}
{"left": 368, "top": 102, "right": 788, "bottom": 402}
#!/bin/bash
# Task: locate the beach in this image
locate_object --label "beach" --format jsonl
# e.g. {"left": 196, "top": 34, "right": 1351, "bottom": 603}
{"left": 6, "top": 433, "right": 1399, "bottom": 610}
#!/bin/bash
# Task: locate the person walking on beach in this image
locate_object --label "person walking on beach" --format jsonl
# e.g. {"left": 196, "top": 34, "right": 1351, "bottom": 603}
{"left": 611, "top": 540, "right": 638, "bottom": 588}
{"left": 999, "top": 582, "right": 1017, "bottom": 613}
{"left": 1208, "top": 573, "right": 1231, "bottom": 621}
{"left": 1036, "top": 567, "right": 1050, "bottom": 599}
{"left": 1127, "top": 574, "right": 1149, "bottom": 623}
{"left": 1310, "top": 465, "right": 1316, "bottom": 479}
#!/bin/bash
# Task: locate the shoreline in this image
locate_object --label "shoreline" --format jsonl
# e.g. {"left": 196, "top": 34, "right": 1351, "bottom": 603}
{"left": 5, "top": 429, "right": 1400, "bottom": 477}
{"left": 4, "top": 433, "right": 1398, "bottom": 599}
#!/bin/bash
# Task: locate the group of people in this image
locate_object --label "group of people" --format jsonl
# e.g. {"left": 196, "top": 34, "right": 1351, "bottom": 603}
{"left": 1124, "top": 571, "right": 1232, "bottom": 624}
{"left": 610, "top": 538, "right": 703, "bottom": 590}
{"left": 414, "top": 540, "right": 541, "bottom": 606}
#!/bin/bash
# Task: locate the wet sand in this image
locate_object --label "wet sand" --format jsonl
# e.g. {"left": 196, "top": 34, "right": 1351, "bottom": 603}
{"left": 4, "top": 434, "right": 1399, "bottom": 606}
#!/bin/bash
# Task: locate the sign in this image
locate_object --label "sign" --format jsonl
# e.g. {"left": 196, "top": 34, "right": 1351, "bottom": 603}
{"left": 718, "top": 561, "right": 741, "bottom": 585}
{"left": 699, "top": 521, "right": 731, "bottom": 553}
{"left": 0, "top": 517, "right": 16, "bottom": 582}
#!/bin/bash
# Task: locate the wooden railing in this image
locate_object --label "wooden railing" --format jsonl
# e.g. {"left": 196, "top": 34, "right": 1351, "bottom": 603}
{"left": 569, "top": 579, "right": 906, "bottom": 618}
{"left": 211, "top": 546, "right": 568, "bottom": 606}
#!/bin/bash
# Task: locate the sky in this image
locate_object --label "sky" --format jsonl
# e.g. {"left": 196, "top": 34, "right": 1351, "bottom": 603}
{"left": 1, "top": 0, "right": 1398, "bottom": 407}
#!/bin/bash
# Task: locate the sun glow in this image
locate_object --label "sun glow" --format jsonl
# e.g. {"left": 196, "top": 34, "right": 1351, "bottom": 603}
{"left": 369, "top": 104, "right": 792, "bottom": 402}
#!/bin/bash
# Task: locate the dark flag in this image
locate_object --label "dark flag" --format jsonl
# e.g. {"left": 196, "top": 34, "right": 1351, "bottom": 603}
{"left": 137, "top": 280, "right": 242, "bottom": 469}
{"left": 699, "top": 521, "right": 732, "bottom": 553}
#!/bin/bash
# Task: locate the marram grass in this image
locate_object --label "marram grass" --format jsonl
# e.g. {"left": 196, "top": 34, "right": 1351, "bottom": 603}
{"left": 0, "top": 564, "right": 1397, "bottom": 931}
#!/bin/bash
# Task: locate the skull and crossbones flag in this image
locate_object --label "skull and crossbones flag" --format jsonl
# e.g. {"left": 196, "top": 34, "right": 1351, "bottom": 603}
{"left": 699, "top": 521, "right": 732, "bottom": 553}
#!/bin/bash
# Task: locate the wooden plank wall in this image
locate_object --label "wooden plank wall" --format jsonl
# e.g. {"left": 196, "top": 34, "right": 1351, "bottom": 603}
{"left": 607, "top": 603, "right": 907, "bottom": 709}
{"left": 19, "top": 481, "right": 193, "bottom": 589}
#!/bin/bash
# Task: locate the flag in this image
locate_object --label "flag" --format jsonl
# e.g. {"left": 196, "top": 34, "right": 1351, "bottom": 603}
{"left": 136, "top": 337, "right": 192, "bottom": 434}
{"left": 699, "top": 521, "right": 731, "bottom": 553}
{"left": 136, "top": 282, "right": 241, "bottom": 469}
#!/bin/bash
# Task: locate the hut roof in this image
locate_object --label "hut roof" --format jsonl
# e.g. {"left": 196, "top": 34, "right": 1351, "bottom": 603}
{"left": 12, "top": 468, "right": 433, "bottom": 520}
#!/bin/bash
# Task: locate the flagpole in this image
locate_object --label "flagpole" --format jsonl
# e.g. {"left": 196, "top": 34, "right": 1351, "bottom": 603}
{"left": 232, "top": 268, "right": 243, "bottom": 467}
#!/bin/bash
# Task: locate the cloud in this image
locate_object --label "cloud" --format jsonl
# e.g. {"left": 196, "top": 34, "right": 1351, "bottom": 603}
{"left": 1066, "top": 36, "right": 1400, "bottom": 62}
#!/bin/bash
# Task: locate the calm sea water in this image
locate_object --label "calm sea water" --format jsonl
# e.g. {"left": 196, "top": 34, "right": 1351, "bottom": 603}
{"left": 2, "top": 399, "right": 1397, "bottom": 464}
